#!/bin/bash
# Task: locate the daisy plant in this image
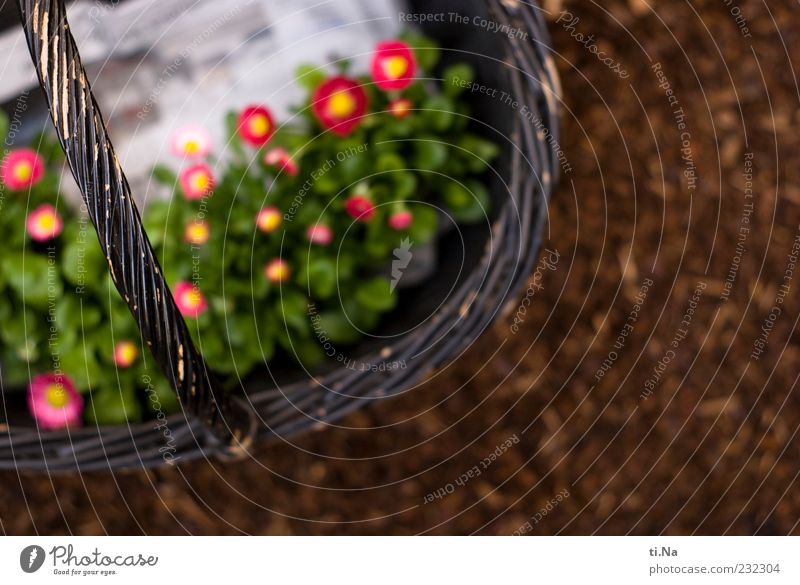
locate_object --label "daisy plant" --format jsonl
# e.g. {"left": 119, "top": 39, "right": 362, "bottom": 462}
{"left": 0, "top": 32, "right": 498, "bottom": 427}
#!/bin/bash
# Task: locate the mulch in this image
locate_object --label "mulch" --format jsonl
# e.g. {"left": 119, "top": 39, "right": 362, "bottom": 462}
{"left": 2, "top": 0, "right": 799, "bottom": 535}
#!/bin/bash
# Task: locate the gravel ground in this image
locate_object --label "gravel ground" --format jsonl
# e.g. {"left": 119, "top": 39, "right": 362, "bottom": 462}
{"left": 3, "top": 0, "right": 799, "bottom": 535}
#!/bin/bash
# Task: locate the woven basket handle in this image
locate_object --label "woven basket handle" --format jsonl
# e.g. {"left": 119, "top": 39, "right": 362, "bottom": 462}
{"left": 16, "top": 0, "right": 256, "bottom": 453}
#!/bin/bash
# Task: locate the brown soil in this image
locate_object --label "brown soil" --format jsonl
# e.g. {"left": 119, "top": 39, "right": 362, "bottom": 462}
{"left": 2, "top": 0, "right": 799, "bottom": 534}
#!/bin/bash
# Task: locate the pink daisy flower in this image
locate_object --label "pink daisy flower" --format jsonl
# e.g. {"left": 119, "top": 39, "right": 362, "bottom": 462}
{"left": 27, "top": 373, "right": 83, "bottom": 430}
{"left": 306, "top": 223, "right": 333, "bottom": 246}
{"left": 256, "top": 206, "right": 282, "bottom": 233}
{"left": 174, "top": 282, "right": 208, "bottom": 318}
{"left": 114, "top": 341, "right": 139, "bottom": 368}
{"left": 171, "top": 125, "right": 212, "bottom": 158}
{"left": 179, "top": 163, "right": 215, "bottom": 200}
{"left": 2, "top": 148, "right": 44, "bottom": 190}
{"left": 264, "top": 148, "right": 299, "bottom": 177}
{"left": 26, "top": 204, "right": 63, "bottom": 242}
{"left": 265, "top": 258, "right": 290, "bottom": 283}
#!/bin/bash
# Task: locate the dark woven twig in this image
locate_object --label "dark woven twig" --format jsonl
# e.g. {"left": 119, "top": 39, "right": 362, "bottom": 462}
{"left": 12, "top": 0, "right": 255, "bottom": 452}
{"left": 0, "top": 0, "right": 559, "bottom": 471}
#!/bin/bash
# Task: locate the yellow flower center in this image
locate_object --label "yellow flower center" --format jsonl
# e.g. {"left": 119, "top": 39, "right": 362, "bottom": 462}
{"left": 183, "top": 138, "right": 200, "bottom": 154}
{"left": 14, "top": 161, "right": 32, "bottom": 182}
{"left": 183, "top": 288, "right": 203, "bottom": 309}
{"left": 116, "top": 343, "right": 138, "bottom": 365}
{"left": 259, "top": 213, "right": 281, "bottom": 232}
{"left": 186, "top": 222, "right": 209, "bottom": 243}
{"left": 327, "top": 90, "right": 357, "bottom": 118}
{"left": 190, "top": 172, "right": 210, "bottom": 192}
{"left": 383, "top": 56, "right": 409, "bottom": 79}
{"left": 267, "top": 261, "right": 288, "bottom": 282}
{"left": 248, "top": 114, "right": 271, "bottom": 137}
{"left": 391, "top": 100, "right": 411, "bottom": 116}
{"left": 45, "top": 383, "right": 69, "bottom": 408}
{"left": 256, "top": 209, "right": 283, "bottom": 233}
{"left": 270, "top": 265, "right": 287, "bottom": 281}
{"left": 37, "top": 212, "right": 56, "bottom": 231}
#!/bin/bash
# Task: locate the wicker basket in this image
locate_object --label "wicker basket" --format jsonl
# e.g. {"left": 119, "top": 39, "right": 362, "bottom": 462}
{"left": 0, "top": 0, "right": 560, "bottom": 471}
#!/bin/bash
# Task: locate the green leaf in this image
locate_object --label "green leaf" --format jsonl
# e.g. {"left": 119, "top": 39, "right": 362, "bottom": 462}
{"left": 313, "top": 173, "right": 341, "bottom": 195}
{"left": 197, "top": 332, "right": 226, "bottom": 370}
{"left": 338, "top": 147, "right": 370, "bottom": 183}
{"left": 0, "top": 109, "right": 9, "bottom": 145}
{"left": 302, "top": 258, "right": 337, "bottom": 299}
{"left": 443, "top": 181, "right": 472, "bottom": 209}
{"left": 295, "top": 63, "right": 326, "bottom": 92}
{"left": 376, "top": 153, "right": 406, "bottom": 174}
{"left": 61, "top": 234, "right": 107, "bottom": 288}
{"left": 393, "top": 172, "right": 418, "bottom": 200}
{"left": 413, "top": 140, "right": 448, "bottom": 171}
{"left": 4, "top": 252, "right": 58, "bottom": 310}
{"left": 449, "top": 180, "right": 491, "bottom": 224}
{"left": 459, "top": 135, "right": 500, "bottom": 171}
{"left": 152, "top": 164, "right": 178, "bottom": 187}
{"left": 60, "top": 346, "right": 102, "bottom": 392}
{"left": 364, "top": 237, "right": 392, "bottom": 260}
{"left": 0, "top": 306, "right": 38, "bottom": 346}
{"left": 274, "top": 291, "right": 310, "bottom": 334}
{"left": 250, "top": 333, "right": 274, "bottom": 364}
{"left": 86, "top": 386, "right": 142, "bottom": 425}
{"left": 143, "top": 200, "right": 170, "bottom": 247}
{"left": 443, "top": 64, "right": 475, "bottom": 97}
{"left": 422, "top": 95, "right": 455, "bottom": 132}
{"left": 315, "top": 310, "right": 361, "bottom": 344}
{"left": 409, "top": 205, "right": 439, "bottom": 245}
{"left": 291, "top": 337, "right": 326, "bottom": 368}
{"left": 1, "top": 358, "right": 32, "bottom": 386}
{"left": 143, "top": 371, "right": 180, "bottom": 415}
{"left": 342, "top": 298, "right": 380, "bottom": 331}
{"left": 225, "top": 110, "right": 247, "bottom": 159}
{"left": 227, "top": 313, "right": 259, "bottom": 348}
{"left": 355, "top": 277, "right": 397, "bottom": 312}
{"left": 400, "top": 31, "right": 440, "bottom": 72}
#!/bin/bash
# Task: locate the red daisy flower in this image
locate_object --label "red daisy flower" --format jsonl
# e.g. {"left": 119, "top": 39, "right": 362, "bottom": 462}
{"left": 237, "top": 105, "right": 276, "bottom": 147}
{"left": 345, "top": 194, "right": 375, "bottom": 222}
{"left": 264, "top": 148, "right": 299, "bottom": 177}
{"left": 371, "top": 40, "right": 416, "bottom": 91}
{"left": 388, "top": 209, "right": 413, "bottom": 230}
{"left": 311, "top": 77, "right": 368, "bottom": 137}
